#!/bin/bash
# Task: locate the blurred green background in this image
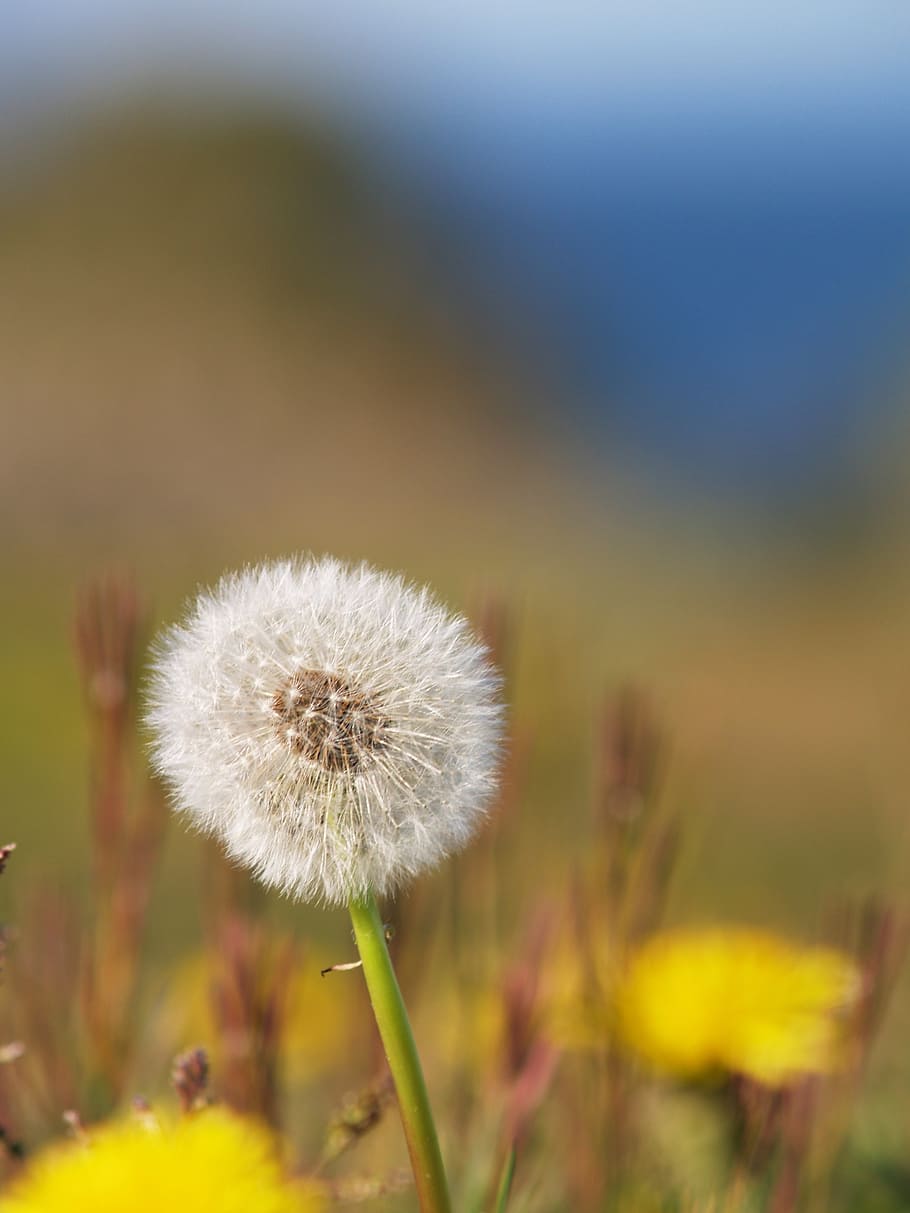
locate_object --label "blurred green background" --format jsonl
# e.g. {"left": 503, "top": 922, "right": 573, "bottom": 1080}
{"left": 1, "top": 20, "right": 910, "bottom": 1179}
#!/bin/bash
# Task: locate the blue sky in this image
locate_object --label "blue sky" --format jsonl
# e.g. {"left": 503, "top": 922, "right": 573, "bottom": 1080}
{"left": 4, "top": 3, "right": 910, "bottom": 125}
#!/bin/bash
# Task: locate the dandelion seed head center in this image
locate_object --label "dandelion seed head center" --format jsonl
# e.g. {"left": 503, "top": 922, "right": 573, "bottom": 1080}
{"left": 271, "top": 668, "right": 387, "bottom": 773}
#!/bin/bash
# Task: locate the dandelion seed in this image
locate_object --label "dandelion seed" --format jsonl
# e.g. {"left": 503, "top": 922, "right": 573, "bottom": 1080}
{"left": 145, "top": 556, "right": 504, "bottom": 905}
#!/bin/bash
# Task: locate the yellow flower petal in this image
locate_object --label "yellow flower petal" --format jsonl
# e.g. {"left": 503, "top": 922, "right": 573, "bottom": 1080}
{"left": 617, "top": 927, "right": 860, "bottom": 1086}
{"left": 1, "top": 1108, "right": 324, "bottom": 1213}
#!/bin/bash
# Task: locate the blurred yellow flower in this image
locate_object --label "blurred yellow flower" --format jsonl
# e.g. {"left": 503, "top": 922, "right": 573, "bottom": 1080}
{"left": 0, "top": 1107, "right": 324, "bottom": 1213}
{"left": 429, "top": 981, "right": 505, "bottom": 1077}
{"left": 542, "top": 933, "right": 615, "bottom": 1050}
{"left": 617, "top": 927, "right": 861, "bottom": 1086}
{"left": 163, "top": 949, "right": 353, "bottom": 1083}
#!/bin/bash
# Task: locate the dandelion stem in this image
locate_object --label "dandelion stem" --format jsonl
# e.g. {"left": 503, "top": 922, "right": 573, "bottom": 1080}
{"left": 348, "top": 893, "right": 452, "bottom": 1213}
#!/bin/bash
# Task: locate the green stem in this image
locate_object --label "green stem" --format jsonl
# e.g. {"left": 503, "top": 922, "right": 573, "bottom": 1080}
{"left": 348, "top": 894, "right": 453, "bottom": 1213}
{"left": 492, "top": 1144, "right": 517, "bottom": 1213}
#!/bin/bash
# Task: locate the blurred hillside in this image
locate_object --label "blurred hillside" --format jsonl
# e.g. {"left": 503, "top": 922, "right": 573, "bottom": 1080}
{"left": 1, "top": 103, "right": 908, "bottom": 978}
{"left": 0, "top": 106, "right": 585, "bottom": 573}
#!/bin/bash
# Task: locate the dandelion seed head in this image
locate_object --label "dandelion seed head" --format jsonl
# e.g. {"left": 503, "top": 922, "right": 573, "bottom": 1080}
{"left": 146, "top": 556, "right": 504, "bottom": 904}
{"left": 270, "top": 669, "right": 388, "bottom": 773}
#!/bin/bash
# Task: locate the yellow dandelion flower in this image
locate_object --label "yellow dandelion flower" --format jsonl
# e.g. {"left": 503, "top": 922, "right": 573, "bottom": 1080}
{"left": 617, "top": 927, "right": 861, "bottom": 1087}
{"left": 0, "top": 1107, "right": 324, "bottom": 1213}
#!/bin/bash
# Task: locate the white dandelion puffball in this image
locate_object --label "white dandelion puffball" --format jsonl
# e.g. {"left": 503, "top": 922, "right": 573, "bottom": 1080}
{"left": 146, "top": 557, "right": 504, "bottom": 904}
